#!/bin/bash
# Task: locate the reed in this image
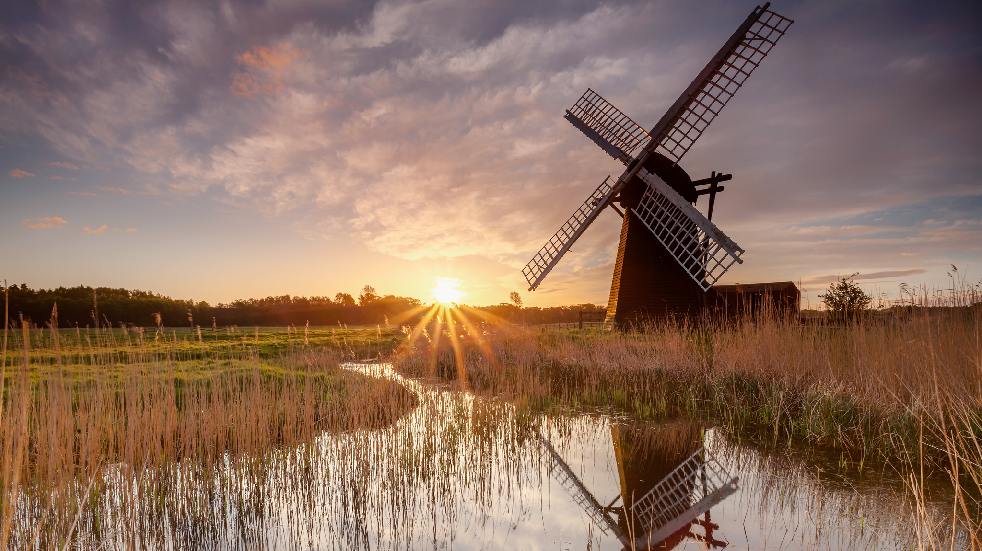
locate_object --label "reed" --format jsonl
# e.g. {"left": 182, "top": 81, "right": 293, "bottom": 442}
{"left": 1, "top": 284, "right": 978, "bottom": 548}
{"left": 0, "top": 327, "right": 417, "bottom": 548}
{"left": 392, "top": 304, "right": 981, "bottom": 547}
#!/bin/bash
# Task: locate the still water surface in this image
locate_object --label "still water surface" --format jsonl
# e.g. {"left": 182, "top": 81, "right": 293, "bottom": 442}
{"left": 237, "top": 362, "right": 943, "bottom": 550}
{"left": 61, "top": 361, "right": 954, "bottom": 549}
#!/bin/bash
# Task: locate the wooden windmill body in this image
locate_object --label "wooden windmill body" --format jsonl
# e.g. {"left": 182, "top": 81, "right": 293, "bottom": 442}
{"left": 522, "top": 4, "right": 796, "bottom": 327}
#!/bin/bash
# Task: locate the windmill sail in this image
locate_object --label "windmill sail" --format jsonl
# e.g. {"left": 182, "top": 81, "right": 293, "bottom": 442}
{"left": 634, "top": 170, "right": 744, "bottom": 291}
{"left": 536, "top": 431, "right": 623, "bottom": 537}
{"left": 630, "top": 448, "right": 738, "bottom": 548}
{"left": 565, "top": 89, "right": 651, "bottom": 165}
{"left": 648, "top": 5, "right": 793, "bottom": 163}
{"left": 523, "top": 176, "right": 617, "bottom": 291}
{"left": 523, "top": 3, "right": 793, "bottom": 314}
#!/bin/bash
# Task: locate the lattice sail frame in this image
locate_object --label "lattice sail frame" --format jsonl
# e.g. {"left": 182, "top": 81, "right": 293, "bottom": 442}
{"left": 537, "top": 428, "right": 740, "bottom": 548}
{"left": 536, "top": 431, "right": 621, "bottom": 536}
{"left": 653, "top": 6, "right": 793, "bottom": 163}
{"left": 565, "top": 89, "right": 651, "bottom": 165}
{"left": 631, "top": 447, "right": 738, "bottom": 547}
{"left": 523, "top": 176, "right": 617, "bottom": 291}
{"left": 523, "top": 4, "right": 792, "bottom": 293}
{"left": 634, "top": 170, "right": 744, "bottom": 291}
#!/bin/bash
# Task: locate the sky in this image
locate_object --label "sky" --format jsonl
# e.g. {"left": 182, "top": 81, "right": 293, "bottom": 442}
{"left": 1, "top": 0, "right": 980, "bottom": 307}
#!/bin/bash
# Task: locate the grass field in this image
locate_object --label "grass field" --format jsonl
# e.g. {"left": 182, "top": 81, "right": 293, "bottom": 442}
{"left": 11, "top": 323, "right": 403, "bottom": 367}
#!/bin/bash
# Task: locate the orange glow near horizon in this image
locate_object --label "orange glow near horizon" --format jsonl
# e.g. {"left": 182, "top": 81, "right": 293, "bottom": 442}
{"left": 389, "top": 299, "right": 520, "bottom": 392}
{"left": 431, "top": 277, "right": 464, "bottom": 305}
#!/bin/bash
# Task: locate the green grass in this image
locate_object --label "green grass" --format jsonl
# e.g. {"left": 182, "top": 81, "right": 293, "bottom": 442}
{"left": 10, "top": 325, "right": 403, "bottom": 367}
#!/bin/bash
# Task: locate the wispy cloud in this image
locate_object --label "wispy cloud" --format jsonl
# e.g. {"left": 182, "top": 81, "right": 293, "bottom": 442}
{"left": 237, "top": 44, "right": 299, "bottom": 71}
{"left": 802, "top": 269, "right": 928, "bottom": 286}
{"left": 99, "top": 186, "right": 135, "bottom": 195}
{"left": 48, "top": 161, "right": 81, "bottom": 170}
{"left": 9, "top": 168, "right": 34, "bottom": 178}
{"left": 22, "top": 216, "right": 67, "bottom": 229}
{"left": 97, "top": 185, "right": 159, "bottom": 196}
{"left": 82, "top": 224, "right": 110, "bottom": 235}
{"left": 232, "top": 43, "right": 300, "bottom": 97}
{"left": 82, "top": 224, "right": 136, "bottom": 235}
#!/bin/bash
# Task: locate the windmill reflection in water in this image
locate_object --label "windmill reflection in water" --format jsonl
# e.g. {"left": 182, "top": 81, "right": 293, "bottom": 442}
{"left": 537, "top": 421, "right": 737, "bottom": 550}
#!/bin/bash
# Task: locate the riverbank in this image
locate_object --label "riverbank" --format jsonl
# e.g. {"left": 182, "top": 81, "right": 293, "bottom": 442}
{"left": 391, "top": 307, "right": 981, "bottom": 546}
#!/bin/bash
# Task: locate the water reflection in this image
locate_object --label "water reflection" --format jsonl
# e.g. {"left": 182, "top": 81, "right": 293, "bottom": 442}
{"left": 18, "top": 362, "right": 959, "bottom": 549}
{"left": 336, "top": 363, "right": 938, "bottom": 550}
{"left": 536, "top": 421, "right": 734, "bottom": 550}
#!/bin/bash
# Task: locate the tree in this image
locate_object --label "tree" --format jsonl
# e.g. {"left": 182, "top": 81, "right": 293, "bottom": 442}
{"left": 509, "top": 291, "right": 522, "bottom": 308}
{"left": 358, "top": 285, "right": 378, "bottom": 306}
{"left": 334, "top": 293, "right": 355, "bottom": 308}
{"left": 820, "top": 274, "right": 871, "bottom": 321}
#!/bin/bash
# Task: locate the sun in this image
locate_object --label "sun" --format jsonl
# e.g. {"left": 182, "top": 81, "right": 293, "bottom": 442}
{"left": 431, "top": 277, "right": 464, "bottom": 305}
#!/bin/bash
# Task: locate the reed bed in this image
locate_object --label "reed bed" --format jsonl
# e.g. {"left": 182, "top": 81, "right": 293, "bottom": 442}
{"left": 0, "top": 355, "right": 557, "bottom": 549}
{"left": 0, "top": 315, "right": 418, "bottom": 548}
{"left": 393, "top": 306, "right": 982, "bottom": 547}
{"left": 1, "top": 288, "right": 979, "bottom": 548}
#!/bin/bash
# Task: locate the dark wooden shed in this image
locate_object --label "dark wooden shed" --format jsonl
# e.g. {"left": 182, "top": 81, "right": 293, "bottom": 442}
{"left": 706, "top": 281, "right": 800, "bottom": 319}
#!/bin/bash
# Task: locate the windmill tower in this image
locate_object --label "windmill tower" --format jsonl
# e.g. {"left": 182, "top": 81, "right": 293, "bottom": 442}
{"left": 522, "top": 4, "right": 794, "bottom": 327}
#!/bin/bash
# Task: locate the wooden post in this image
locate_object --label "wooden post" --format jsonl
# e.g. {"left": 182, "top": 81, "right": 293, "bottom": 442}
{"left": 707, "top": 180, "right": 719, "bottom": 221}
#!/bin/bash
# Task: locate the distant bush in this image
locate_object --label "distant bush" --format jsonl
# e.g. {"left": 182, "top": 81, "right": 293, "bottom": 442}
{"left": 819, "top": 274, "right": 872, "bottom": 321}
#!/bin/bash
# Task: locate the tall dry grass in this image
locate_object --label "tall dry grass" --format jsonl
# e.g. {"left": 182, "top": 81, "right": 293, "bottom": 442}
{"left": 393, "top": 304, "right": 981, "bottom": 547}
{"left": 0, "top": 353, "right": 549, "bottom": 549}
{"left": 1, "top": 282, "right": 979, "bottom": 548}
{"left": 0, "top": 306, "right": 417, "bottom": 548}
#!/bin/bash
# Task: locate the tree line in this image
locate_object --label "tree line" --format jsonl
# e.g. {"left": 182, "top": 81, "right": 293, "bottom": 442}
{"left": 1, "top": 284, "right": 604, "bottom": 328}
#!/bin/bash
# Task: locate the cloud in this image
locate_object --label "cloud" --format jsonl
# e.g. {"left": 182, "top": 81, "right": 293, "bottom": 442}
{"left": 99, "top": 186, "right": 135, "bottom": 195}
{"left": 237, "top": 44, "right": 299, "bottom": 71}
{"left": 231, "top": 43, "right": 300, "bottom": 96}
{"left": 80, "top": 224, "right": 137, "bottom": 235}
{"left": 802, "top": 269, "right": 928, "bottom": 286}
{"left": 1, "top": 0, "right": 980, "bottom": 301}
{"left": 97, "top": 185, "right": 160, "bottom": 196}
{"left": 22, "top": 216, "right": 67, "bottom": 229}
{"left": 83, "top": 224, "right": 109, "bottom": 235}
{"left": 9, "top": 168, "right": 34, "bottom": 178}
{"left": 48, "top": 161, "right": 80, "bottom": 170}
{"left": 788, "top": 225, "right": 898, "bottom": 238}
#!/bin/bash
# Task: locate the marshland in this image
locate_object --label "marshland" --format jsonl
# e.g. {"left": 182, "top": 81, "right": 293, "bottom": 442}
{"left": 1, "top": 284, "right": 978, "bottom": 550}
{"left": 5, "top": 0, "right": 982, "bottom": 548}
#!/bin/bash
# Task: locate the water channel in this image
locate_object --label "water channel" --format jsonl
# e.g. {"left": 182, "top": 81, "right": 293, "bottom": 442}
{"left": 49, "top": 361, "right": 962, "bottom": 549}
{"left": 244, "top": 362, "right": 951, "bottom": 550}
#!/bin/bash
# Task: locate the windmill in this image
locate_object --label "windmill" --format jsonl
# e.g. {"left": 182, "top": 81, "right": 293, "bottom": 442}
{"left": 522, "top": 4, "right": 794, "bottom": 326}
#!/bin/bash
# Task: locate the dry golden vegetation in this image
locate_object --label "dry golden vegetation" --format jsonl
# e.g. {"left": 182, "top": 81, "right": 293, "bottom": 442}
{"left": 393, "top": 306, "right": 982, "bottom": 547}
{"left": 0, "top": 317, "right": 417, "bottom": 548}
{"left": 1, "top": 287, "right": 980, "bottom": 549}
